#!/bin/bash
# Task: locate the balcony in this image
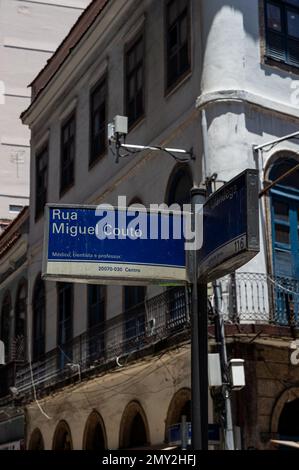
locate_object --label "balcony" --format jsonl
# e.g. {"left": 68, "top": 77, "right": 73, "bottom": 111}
{"left": 16, "top": 287, "right": 191, "bottom": 397}
{"left": 14, "top": 273, "right": 299, "bottom": 399}
{"left": 213, "top": 273, "right": 299, "bottom": 326}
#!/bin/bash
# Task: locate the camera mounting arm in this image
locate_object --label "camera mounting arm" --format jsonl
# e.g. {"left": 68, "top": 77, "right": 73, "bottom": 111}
{"left": 108, "top": 115, "right": 195, "bottom": 164}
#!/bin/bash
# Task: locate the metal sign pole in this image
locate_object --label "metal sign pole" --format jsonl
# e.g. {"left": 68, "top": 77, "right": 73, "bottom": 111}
{"left": 190, "top": 188, "right": 207, "bottom": 450}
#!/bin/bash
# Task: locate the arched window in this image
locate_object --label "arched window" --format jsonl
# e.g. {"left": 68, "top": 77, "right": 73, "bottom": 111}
{"left": 52, "top": 420, "right": 73, "bottom": 450}
{"left": 1, "top": 292, "right": 11, "bottom": 362}
{"left": 32, "top": 276, "right": 45, "bottom": 361}
{"left": 57, "top": 282, "right": 73, "bottom": 368}
{"left": 87, "top": 285, "right": 106, "bottom": 362}
{"left": 119, "top": 401, "right": 150, "bottom": 449}
{"left": 14, "top": 280, "right": 27, "bottom": 360}
{"left": 83, "top": 410, "right": 107, "bottom": 450}
{"left": 167, "top": 165, "right": 193, "bottom": 207}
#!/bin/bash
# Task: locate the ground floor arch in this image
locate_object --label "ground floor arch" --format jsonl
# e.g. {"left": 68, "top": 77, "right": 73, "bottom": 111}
{"left": 165, "top": 388, "right": 191, "bottom": 442}
{"left": 52, "top": 420, "right": 73, "bottom": 450}
{"left": 83, "top": 410, "right": 107, "bottom": 450}
{"left": 28, "top": 428, "right": 44, "bottom": 450}
{"left": 119, "top": 400, "right": 150, "bottom": 449}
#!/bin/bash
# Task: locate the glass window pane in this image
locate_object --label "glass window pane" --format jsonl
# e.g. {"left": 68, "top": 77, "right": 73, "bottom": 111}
{"left": 169, "top": 25, "right": 178, "bottom": 51}
{"left": 136, "top": 40, "right": 143, "bottom": 63}
{"left": 275, "top": 223, "right": 290, "bottom": 244}
{"left": 179, "top": 0, "right": 188, "bottom": 14}
{"left": 168, "top": 0, "right": 177, "bottom": 25}
{"left": 69, "top": 118, "right": 75, "bottom": 136}
{"left": 93, "top": 114, "right": 100, "bottom": 134}
{"left": 128, "top": 50, "right": 135, "bottom": 73}
{"left": 267, "top": 4, "right": 282, "bottom": 32}
{"left": 180, "top": 15, "right": 187, "bottom": 43}
{"left": 129, "top": 77, "right": 135, "bottom": 100}
{"left": 63, "top": 127, "right": 69, "bottom": 144}
{"left": 136, "top": 67, "right": 143, "bottom": 90}
{"left": 93, "top": 89, "right": 101, "bottom": 110}
{"left": 273, "top": 200, "right": 289, "bottom": 222}
{"left": 288, "top": 9, "right": 299, "bottom": 38}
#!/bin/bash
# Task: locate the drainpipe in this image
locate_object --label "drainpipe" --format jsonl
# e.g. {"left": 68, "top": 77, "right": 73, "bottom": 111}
{"left": 201, "top": 109, "right": 210, "bottom": 191}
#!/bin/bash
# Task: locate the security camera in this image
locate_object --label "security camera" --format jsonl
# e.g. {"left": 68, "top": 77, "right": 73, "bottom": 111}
{"left": 108, "top": 115, "right": 128, "bottom": 143}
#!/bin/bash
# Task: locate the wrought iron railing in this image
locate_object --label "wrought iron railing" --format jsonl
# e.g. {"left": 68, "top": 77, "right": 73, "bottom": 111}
{"left": 210, "top": 273, "right": 299, "bottom": 326}
{"left": 14, "top": 274, "right": 299, "bottom": 398}
{"left": 16, "top": 287, "right": 191, "bottom": 395}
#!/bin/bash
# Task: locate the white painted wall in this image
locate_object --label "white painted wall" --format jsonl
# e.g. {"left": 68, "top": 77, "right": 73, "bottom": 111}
{"left": 199, "top": 0, "right": 299, "bottom": 277}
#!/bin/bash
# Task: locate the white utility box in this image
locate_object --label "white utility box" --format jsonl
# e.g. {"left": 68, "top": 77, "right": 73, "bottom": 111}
{"left": 208, "top": 353, "right": 222, "bottom": 387}
{"left": 229, "top": 358, "right": 245, "bottom": 390}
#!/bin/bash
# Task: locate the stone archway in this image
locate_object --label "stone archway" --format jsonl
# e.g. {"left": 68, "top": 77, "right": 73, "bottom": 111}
{"left": 52, "top": 420, "right": 73, "bottom": 450}
{"left": 28, "top": 428, "right": 44, "bottom": 450}
{"left": 119, "top": 401, "right": 150, "bottom": 449}
{"left": 83, "top": 410, "right": 107, "bottom": 450}
{"left": 164, "top": 388, "right": 191, "bottom": 442}
{"left": 271, "top": 387, "right": 299, "bottom": 436}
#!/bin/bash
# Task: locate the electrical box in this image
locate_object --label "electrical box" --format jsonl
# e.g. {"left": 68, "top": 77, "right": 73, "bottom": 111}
{"left": 208, "top": 353, "right": 222, "bottom": 387}
{"left": 113, "top": 115, "right": 128, "bottom": 135}
{"left": 229, "top": 358, "right": 245, "bottom": 390}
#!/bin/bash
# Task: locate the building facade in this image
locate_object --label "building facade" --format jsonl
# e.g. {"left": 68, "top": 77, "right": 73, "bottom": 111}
{"left": 1, "top": 0, "right": 298, "bottom": 449}
{"left": 0, "top": 0, "right": 90, "bottom": 229}
{"left": 0, "top": 207, "right": 28, "bottom": 449}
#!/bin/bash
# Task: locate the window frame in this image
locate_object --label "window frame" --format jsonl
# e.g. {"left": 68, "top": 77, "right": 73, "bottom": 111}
{"left": 57, "top": 282, "right": 73, "bottom": 368}
{"left": 57, "top": 282, "right": 73, "bottom": 347}
{"left": 124, "top": 30, "right": 145, "bottom": 130}
{"left": 264, "top": 0, "right": 299, "bottom": 68}
{"left": 60, "top": 111, "right": 76, "bottom": 196}
{"left": 87, "top": 285, "right": 106, "bottom": 362}
{"left": 164, "top": 0, "right": 191, "bottom": 95}
{"left": 35, "top": 144, "right": 48, "bottom": 221}
{"left": 87, "top": 284, "right": 106, "bottom": 329}
{"left": 89, "top": 75, "right": 107, "bottom": 168}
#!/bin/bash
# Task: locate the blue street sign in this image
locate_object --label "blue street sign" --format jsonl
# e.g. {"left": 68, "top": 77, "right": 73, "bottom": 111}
{"left": 198, "top": 169, "right": 259, "bottom": 281}
{"left": 42, "top": 204, "right": 187, "bottom": 285}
